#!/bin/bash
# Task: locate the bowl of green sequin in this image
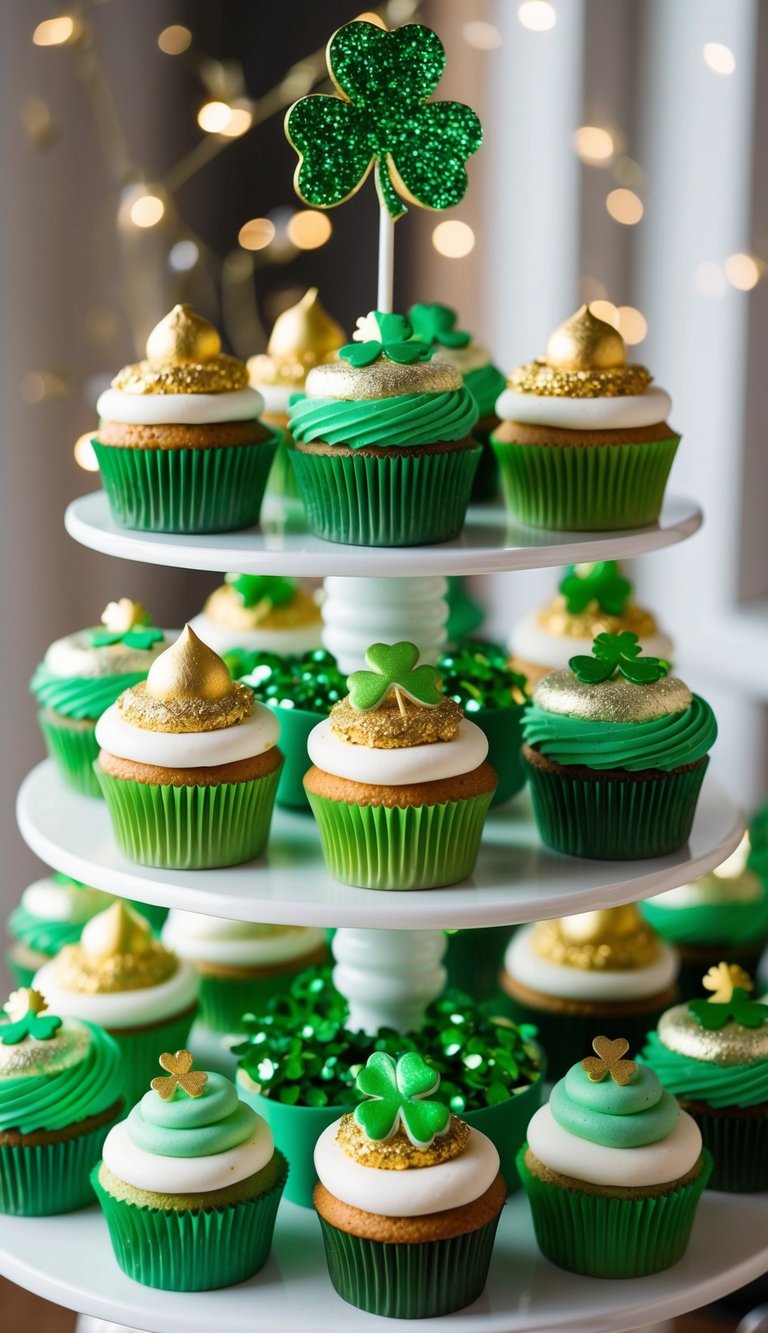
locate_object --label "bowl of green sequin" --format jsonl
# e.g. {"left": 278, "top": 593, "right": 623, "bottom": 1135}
{"left": 438, "top": 641, "right": 530, "bottom": 806}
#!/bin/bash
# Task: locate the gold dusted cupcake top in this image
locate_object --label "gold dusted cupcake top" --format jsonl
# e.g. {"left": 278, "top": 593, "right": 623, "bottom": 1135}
{"left": 508, "top": 305, "right": 652, "bottom": 399}
{"left": 52, "top": 903, "right": 178, "bottom": 994}
{"left": 204, "top": 575, "right": 321, "bottom": 633}
{"left": 337, "top": 1111, "right": 469, "bottom": 1170}
{"left": 117, "top": 626, "right": 253, "bottom": 733}
{"left": 343, "top": 1051, "right": 459, "bottom": 1169}
{"left": 532, "top": 905, "right": 661, "bottom": 971}
{"left": 659, "top": 963, "right": 768, "bottom": 1065}
{"left": 332, "top": 640, "right": 461, "bottom": 750}
{"left": 112, "top": 305, "right": 249, "bottom": 395}
{"left": 248, "top": 288, "right": 345, "bottom": 389}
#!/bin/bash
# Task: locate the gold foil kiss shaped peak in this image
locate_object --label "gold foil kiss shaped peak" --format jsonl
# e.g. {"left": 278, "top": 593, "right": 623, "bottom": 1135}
{"left": 546, "top": 304, "right": 627, "bottom": 372}
{"left": 146, "top": 304, "right": 221, "bottom": 365}
{"left": 267, "top": 287, "right": 345, "bottom": 362}
{"left": 146, "top": 625, "right": 235, "bottom": 703}
{"left": 79, "top": 902, "right": 153, "bottom": 962}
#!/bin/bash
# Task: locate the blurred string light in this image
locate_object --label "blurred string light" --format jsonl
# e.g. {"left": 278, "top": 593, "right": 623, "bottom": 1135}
{"left": 518, "top": 2, "right": 556, "bottom": 33}
{"left": 197, "top": 99, "right": 253, "bottom": 137}
{"left": 572, "top": 126, "right": 615, "bottom": 165}
{"left": 725, "top": 252, "right": 763, "bottom": 291}
{"left": 587, "top": 302, "right": 647, "bottom": 345}
{"left": 606, "top": 187, "right": 643, "bottom": 225}
{"left": 20, "top": 370, "right": 69, "bottom": 403}
{"left": 73, "top": 432, "right": 99, "bottom": 472}
{"left": 462, "top": 21, "right": 502, "bottom": 50}
{"left": 286, "top": 210, "right": 332, "bottom": 249}
{"left": 157, "top": 25, "right": 192, "bottom": 55}
{"left": 168, "top": 240, "right": 200, "bottom": 272}
{"left": 238, "top": 218, "right": 276, "bottom": 251}
{"left": 33, "top": 15, "right": 81, "bottom": 46}
{"left": 703, "top": 42, "right": 736, "bottom": 75}
{"left": 432, "top": 220, "right": 475, "bottom": 258}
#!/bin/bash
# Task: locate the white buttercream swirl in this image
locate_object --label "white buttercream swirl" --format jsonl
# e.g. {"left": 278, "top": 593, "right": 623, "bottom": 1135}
{"left": 45, "top": 630, "right": 173, "bottom": 680}
{"left": 257, "top": 384, "right": 294, "bottom": 415}
{"left": 495, "top": 385, "right": 672, "bottom": 431}
{"left": 504, "top": 923, "right": 678, "bottom": 1002}
{"left": 97, "top": 386, "right": 264, "bottom": 426}
{"left": 102, "top": 1115, "right": 274, "bottom": 1193}
{"left": 162, "top": 912, "right": 326, "bottom": 967}
{"left": 509, "top": 614, "right": 674, "bottom": 673}
{"left": 527, "top": 1103, "right": 702, "bottom": 1187}
{"left": 33, "top": 957, "right": 199, "bottom": 1029}
{"left": 22, "top": 877, "right": 114, "bottom": 924}
{"left": 188, "top": 612, "right": 323, "bottom": 658}
{"left": 307, "top": 717, "right": 488, "bottom": 785}
{"left": 95, "top": 702, "right": 279, "bottom": 768}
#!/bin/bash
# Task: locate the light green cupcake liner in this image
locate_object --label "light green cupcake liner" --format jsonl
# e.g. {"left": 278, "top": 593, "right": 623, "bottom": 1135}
{"left": 92, "top": 432, "right": 279, "bottom": 534}
{"left": 95, "top": 764, "right": 281, "bottom": 870}
{"left": 492, "top": 434, "right": 680, "bottom": 531}
{"left": 517, "top": 1145, "right": 712, "bottom": 1277}
{"left": 109, "top": 1007, "right": 197, "bottom": 1107}
{"left": 5, "top": 952, "right": 38, "bottom": 988}
{"left": 289, "top": 442, "right": 482, "bottom": 546}
{"left": 305, "top": 789, "right": 494, "bottom": 890}
{"left": 0, "top": 1106, "right": 123, "bottom": 1216}
{"left": 38, "top": 712, "right": 101, "bottom": 797}
{"left": 681, "top": 1103, "right": 768, "bottom": 1193}
{"left": 92, "top": 1153, "right": 287, "bottom": 1290}
{"left": 524, "top": 752, "right": 708, "bottom": 859}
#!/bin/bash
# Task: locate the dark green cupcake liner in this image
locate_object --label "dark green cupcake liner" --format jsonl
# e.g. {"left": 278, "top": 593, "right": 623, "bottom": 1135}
{"left": 95, "top": 764, "right": 281, "bottom": 870}
{"left": 306, "top": 790, "right": 494, "bottom": 890}
{"left": 38, "top": 712, "right": 101, "bottom": 797}
{"left": 524, "top": 752, "right": 708, "bottom": 859}
{"left": 317, "top": 1211, "right": 501, "bottom": 1318}
{"left": 469, "top": 423, "right": 500, "bottom": 502}
{"left": 290, "top": 442, "right": 482, "bottom": 546}
{"left": 197, "top": 969, "right": 307, "bottom": 1034}
{"left": 499, "top": 993, "right": 673, "bottom": 1084}
{"left": 682, "top": 1104, "right": 768, "bottom": 1192}
{"left": 444, "top": 925, "right": 513, "bottom": 1001}
{"left": 92, "top": 432, "right": 279, "bottom": 534}
{"left": 267, "top": 433, "right": 301, "bottom": 501}
{"left": 0, "top": 1108, "right": 122, "bottom": 1216}
{"left": 474, "top": 704, "right": 527, "bottom": 806}
{"left": 492, "top": 434, "right": 680, "bottom": 531}
{"left": 110, "top": 1007, "right": 197, "bottom": 1107}
{"left": 92, "top": 1153, "right": 287, "bottom": 1290}
{"left": 517, "top": 1145, "right": 712, "bottom": 1277}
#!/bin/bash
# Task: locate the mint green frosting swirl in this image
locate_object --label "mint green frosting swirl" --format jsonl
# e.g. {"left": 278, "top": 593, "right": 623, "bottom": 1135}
{"left": 550, "top": 1063, "right": 679, "bottom": 1147}
{"left": 127, "top": 1071, "right": 257, "bottom": 1157}
{"left": 0, "top": 1021, "right": 122, "bottom": 1134}
{"left": 640, "top": 895, "right": 768, "bottom": 947}
{"left": 30, "top": 664, "right": 148, "bottom": 721}
{"left": 522, "top": 694, "right": 717, "bottom": 772}
{"left": 463, "top": 363, "right": 506, "bottom": 418}
{"left": 288, "top": 386, "right": 479, "bottom": 448}
{"left": 642, "top": 1030, "right": 768, "bottom": 1108}
{"left": 7, "top": 905, "right": 87, "bottom": 956}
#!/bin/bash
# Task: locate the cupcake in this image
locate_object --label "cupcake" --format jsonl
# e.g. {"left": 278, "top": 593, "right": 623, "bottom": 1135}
{"left": 248, "top": 287, "right": 345, "bottom": 498}
{"left": 304, "top": 640, "right": 497, "bottom": 889}
{"left": 641, "top": 962, "right": 768, "bottom": 1191}
{"left": 93, "top": 1048, "right": 287, "bottom": 1290}
{"left": 190, "top": 573, "right": 322, "bottom": 661}
{"left": 438, "top": 639, "right": 529, "bottom": 805}
{"left": 6, "top": 873, "right": 115, "bottom": 986}
{"left": 522, "top": 630, "right": 716, "bottom": 859}
{"left": 30, "top": 598, "right": 169, "bottom": 797}
{"left": 518, "top": 1034, "right": 711, "bottom": 1277}
{"left": 640, "top": 835, "right": 768, "bottom": 999}
{"left": 492, "top": 304, "right": 680, "bottom": 530}
{"left": 314, "top": 1050, "right": 505, "bottom": 1318}
{"left": 509, "top": 560, "right": 674, "bottom": 688}
{"left": 94, "top": 625, "right": 283, "bottom": 869}
{"left": 408, "top": 302, "right": 506, "bottom": 499}
{"left": 287, "top": 310, "right": 481, "bottom": 546}
{"left": 0, "top": 986, "right": 123, "bottom": 1215}
{"left": 161, "top": 911, "right": 328, "bottom": 1033}
{"left": 33, "top": 902, "right": 199, "bottom": 1106}
{"left": 93, "top": 304, "right": 278, "bottom": 533}
{"left": 500, "top": 906, "right": 679, "bottom": 1079}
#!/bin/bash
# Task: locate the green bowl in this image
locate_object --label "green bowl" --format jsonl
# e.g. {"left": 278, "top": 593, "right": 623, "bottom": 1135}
{"left": 238, "top": 1087, "right": 352, "bottom": 1208}
{"left": 472, "top": 704, "right": 527, "bottom": 806}
{"left": 463, "top": 1055, "right": 546, "bottom": 1193}
{"left": 272, "top": 706, "right": 324, "bottom": 811}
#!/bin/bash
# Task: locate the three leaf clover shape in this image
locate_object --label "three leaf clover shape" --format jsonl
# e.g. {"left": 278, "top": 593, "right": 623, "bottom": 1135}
{"left": 151, "top": 1049, "right": 208, "bottom": 1101}
{"left": 582, "top": 1036, "right": 638, "bottom": 1086}
{"left": 91, "top": 599, "right": 164, "bottom": 651}
{"left": 347, "top": 641, "right": 443, "bottom": 713}
{"left": 354, "top": 1051, "right": 450, "bottom": 1146}
{"left": 339, "top": 311, "right": 431, "bottom": 369}
{"left": 688, "top": 963, "right": 768, "bottom": 1030}
{"left": 559, "top": 561, "right": 632, "bottom": 617}
{"left": 285, "top": 20, "right": 482, "bottom": 221}
{"left": 569, "top": 631, "right": 669, "bottom": 685}
{"left": 1, "top": 989, "right": 62, "bottom": 1045}
{"left": 408, "top": 303, "right": 472, "bottom": 349}
{"left": 226, "top": 574, "right": 296, "bottom": 609}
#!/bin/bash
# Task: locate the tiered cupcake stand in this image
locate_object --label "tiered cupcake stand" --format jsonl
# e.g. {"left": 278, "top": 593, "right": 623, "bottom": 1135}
{"left": 2, "top": 489, "right": 766, "bottom": 1333}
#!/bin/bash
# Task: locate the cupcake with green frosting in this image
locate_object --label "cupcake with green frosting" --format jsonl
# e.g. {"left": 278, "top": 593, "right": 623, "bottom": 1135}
{"left": 641, "top": 962, "right": 768, "bottom": 1191}
{"left": 522, "top": 630, "right": 716, "bottom": 859}
{"left": 93, "top": 1047, "right": 287, "bottom": 1290}
{"left": 0, "top": 986, "right": 124, "bottom": 1215}
{"left": 287, "top": 310, "right": 481, "bottom": 546}
{"left": 518, "top": 1034, "right": 711, "bottom": 1277}
{"left": 6, "top": 873, "right": 115, "bottom": 986}
{"left": 30, "top": 598, "right": 169, "bottom": 798}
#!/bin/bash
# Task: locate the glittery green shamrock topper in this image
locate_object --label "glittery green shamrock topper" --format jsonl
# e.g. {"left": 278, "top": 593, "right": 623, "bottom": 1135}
{"left": 347, "top": 641, "right": 443, "bottom": 714}
{"left": 225, "top": 574, "right": 296, "bottom": 610}
{"left": 285, "top": 20, "right": 482, "bottom": 222}
{"left": 90, "top": 598, "right": 164, "bottom": 651}
{"left": 339, "top": 311, "right": 431, "bottom": 368}
{"left": 408, "top": 303, "right": 472, "bottom": 349}
{"left": 1, "top": 989, "right": 62, "bottom": 1045}
{"left": 559, "top": 561, "right": 632, "bottom": 617}
{"left": 355, "top": 1051, "right": 451, "bottom": 1146}
{"left": 569, "top": 631, "right": 668, "bottom": 686}
{"left": 688, "top": 963, "right": 768, "bottom": 1030}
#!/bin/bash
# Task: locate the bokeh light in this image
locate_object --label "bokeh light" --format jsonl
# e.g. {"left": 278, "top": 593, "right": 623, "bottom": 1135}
{"left": 74, "top": 433, "right": 99, "bottom": 472}
{"left": 169, "top": 240, "right": 200, "bottom": 272}
{"left": 238, "top": 218, "right": 276, "bottom": 251}
{"left": 606, "top": 188, "right": 643, "bottom": 225}
{"left": 518, "top": 2, "right": 556, "bottom": 32}
{"left": 725, "top": 252, "right": 762, "bottom": 291}
{"left": 286, "top": 210, "right": 333, "bottom": 250}
{"left": 616, "top": 306, "right": 647, "bottom": 345}
{"left": 157, "top": 25, "right": 192, "bottom": 55}
{"left": 573, "top": 126, "right": 615, "bottom": 165}
{"left": 463, "top": 21, "right": 502, "bottom": 50}
{"left": 129, "top": 192, "right": 165, "bottom": 228}
{"left": 432, "top": 220, "right": 475, "bottom": 258}
{"left": 703, "top": 42, "right": 736, "bottom": 75}
{"left": 33, "top": 16, "right": 80, "bottom": 46}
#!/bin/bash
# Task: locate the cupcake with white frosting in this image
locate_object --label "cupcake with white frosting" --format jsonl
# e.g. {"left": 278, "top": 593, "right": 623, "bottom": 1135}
{"left": 6, "top": 873, "right": 115, "bottom": 985}
{"left": 93, "top": 304, "right": 277, "bottom": 533}
{"left": 189, "top": 573, "right": 322, "bottom": 659}
{"left": 92, "top": 1048, "right": 287, "bottom": 1290}
{"left": 33, "top": 902, "right": 199, "bottom": 1106}
{"left": 94, "top": 625, "right": 283, "bottom": 869}
{"left": 304, "top": 640, "right": 497, "bottom": 889}
{"left": 492, "top": 304, "right": 680, "bottom": 530}
{"left": 30, "top": 598, "right": 169, "bottom": 797}
{"left": 314, "top": 1050, "right": 505, "bottom": 1318}
{"left": 500, "top": 906, "right": 679, "bottom": 1079}
{"left": 162, "top": 911, "right": 327, "bottom": 1033}
{"left": 518, "top": 1034, "right": 711, "bottom": 1276}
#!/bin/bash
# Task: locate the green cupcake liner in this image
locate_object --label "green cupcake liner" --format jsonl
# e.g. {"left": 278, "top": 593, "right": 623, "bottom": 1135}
{"left": 197, "top": 968, "right": 310, "bottom": 1034}
{"left": 444, "top": 926, "right": 512, "bottom": 1001}
{"left": 95, "top": 763, "right": 281, "bottom": 870}
{"left": 474, "top": 705, "right": 527, "bottom": 806}
{"left": 38, "top": 713, "right": 101, "bottom": 798}
{"left": 244, "top": 1094, "right": 351, "bottom": 1209}
{"left": 92, "top": 432, "right": 279, "bottom": 534}
{"left": 463, "top": 1064, "right": 545, "bottom": 1194}
{"left": 92, "top": 1153, "right": 287, "bottom": 1290}
{"left": 4, "top": 952, "right": 38, "bottom": 988}
{"left": 492, "top": 434, "right": 680, "bottom": 531}
{"left": 317, "top": 1211, "right": 501, "bottom": 1318}
{"left": 109, "top": 1007, "right": 197, "bottom": 1107}
{"left": 289, "top": 442, "right": 482, "bottom": 546}
{"left": 0, "top": 1108, "right": 122, "bottom": 1216}
{"left": 682, "top": 1104, "right": 768, "bottom": 1192}
{"left": 469, "top": 422, "right": 500, "bottom": 501}
{"left": 267, "top": 433, "right": 301, "bottom": 501}
{"left": 517, "top": 1145, "right": 712, "bottom": 1278}
{"left": 499, "top": 993, "right": 673, "bottom": 1084}
{"left": 524, "top": 753, "right": 708, "bottom": 859}
{"left": 306, "top": 789, "right": 494, "bottom": 890}
{"left": 273, "top": 706, "right": 323, "bottom": 810}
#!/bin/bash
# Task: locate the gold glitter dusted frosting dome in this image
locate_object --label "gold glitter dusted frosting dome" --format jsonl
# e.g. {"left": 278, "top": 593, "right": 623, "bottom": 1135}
{"left": 507, "top": 304, "right": 652, "bottom": 399}
{"left": 248, "top": 287, "right": 345, "bottom": 389}
{"left": 117, "top": 625, "right": 253, "bottom": 733}
{"left": 112, "top": 304, "right": 250, "bottom": 395}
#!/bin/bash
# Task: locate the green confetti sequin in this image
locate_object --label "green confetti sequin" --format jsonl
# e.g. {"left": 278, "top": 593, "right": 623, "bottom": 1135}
{"left": 233, "top": 649, "right": 347, "bottom": 713}
{"left": 438, "top": 640, "right": 529, "bottom": 712}
{"left": 569, "top": 631, "right": 669, "bottom": 686}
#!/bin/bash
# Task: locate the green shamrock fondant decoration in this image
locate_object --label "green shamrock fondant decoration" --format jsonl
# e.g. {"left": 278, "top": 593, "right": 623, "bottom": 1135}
{"left": 1, "top": 989, "right": 62, "bottom": 1045}
{"left": 285, "top": 20, "right": 482, "bottom": 221}
{"left": 225, "top": 574, "right": 296, "bottom": 609}
{"left": 355, "top": 1051, "right": 450, "bottom": 1146}
{"left": 91, "top": 625, "right": 164, "bottom": 650}
{"left": 408, "top": 303, "right": 472, "bottom": 349}
{"left": 339, "top": 312, "right": 431, "bottom": 368}
{"left": 90, "top": 599, "right": 164, "bottom": 651}
{"left": 347, "top": 641, "right": 443, "bottom": 713}
{"left": 559, "top": 561, "right": 632, "bottom": 617}
{"left": 569, "top": 631, "right": 669, "bottom": 686}
{"left": 688, "top": 963, "right": 768, "bottom": 1030}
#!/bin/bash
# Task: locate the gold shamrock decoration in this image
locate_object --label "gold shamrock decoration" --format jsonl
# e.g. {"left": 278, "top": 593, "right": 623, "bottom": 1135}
{"left": 150, "top": 1050, "right": 208, "bottom": 1101}
{"left": 582, "top": 1035, "right": 638, "bottom": 1086}
{"left": 702, "top": 961, "right": 753, "bottom": 1004}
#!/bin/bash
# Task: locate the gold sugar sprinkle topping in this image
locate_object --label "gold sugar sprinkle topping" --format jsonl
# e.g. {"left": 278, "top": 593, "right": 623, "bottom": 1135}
{"left": 118, "top": 626, "right": 252, "bottom": 733}
{"left": 532, "top": 905, "right": 660, "bottom": 971}
{"left": 54, "top": 903, "right": 177, "bottom": 993}
{"left": 336, "top": 1113, "right": 469, "bottom": 1170}
{"left": 203, "top": 583, "right": 321, "bottom": 633}
{"left": 507, "top": 360, "right": 652, "bottom": 399}
{"left": 330, "top": 694, "right": 462, "bottom": 749}
{"left": 536, "top": 595, "right": 657, "bottom": 642}
{"left": 534, "top": 671, "right": 691, "bottom": 723}
{"left": 306, "top": 357, "right": 461, "bottom": 402}
{"left": 659, "top": 1005, "right": 768, "bottom": 1066}
{"left": 248, "top": 288, "right": 345, "bottom": 388}
{"left": 112, "top": 304, "right": 248, "bottom": 394}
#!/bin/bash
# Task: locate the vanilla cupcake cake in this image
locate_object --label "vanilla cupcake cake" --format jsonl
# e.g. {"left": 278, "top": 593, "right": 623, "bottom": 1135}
{"left": 189, "top": 573, "right": 322, "bottom": 658}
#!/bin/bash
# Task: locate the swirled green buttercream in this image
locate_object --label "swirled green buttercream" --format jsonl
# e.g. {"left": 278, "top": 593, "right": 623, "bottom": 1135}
{"left": 0, "top": 1021, "right": 121, "bottom": 1133}
{"left": 463, "top": 363, "right": 506, "bottom": 418}
{"left": 641, "top": 1030, "right": 768, "bottom": 1108}
{"left": 640, "top": 895, "right": 768, "bottom": 948}
{"left": 8, "top": 906, "right": 88, "bottom": 956}
{"left": 30, "top": 665, "right": 148, "bottom": 721}
{"left": 550, "top": 1062, "right": 679, "bottom": 1148}
{"left": 522, "top": 694, "right": 716, "bottom": 772}
{"left": 127, "top": 1071, "right": 257, "bottom": 1158}
{"left": 288, "top": 386, "right": 478, "bottom": 448}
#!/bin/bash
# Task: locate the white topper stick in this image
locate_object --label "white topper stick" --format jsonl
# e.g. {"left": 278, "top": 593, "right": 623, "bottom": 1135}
{"left": 377, "top": 206, "right": 395, "bottom": 313}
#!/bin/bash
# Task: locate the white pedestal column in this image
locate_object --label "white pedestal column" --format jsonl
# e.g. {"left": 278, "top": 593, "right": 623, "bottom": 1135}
{"left": 322, "top": 575, "right": 449, "bottom": 673}
{"left": 332, "top": 927, "right": 447, "bottom": 1035}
